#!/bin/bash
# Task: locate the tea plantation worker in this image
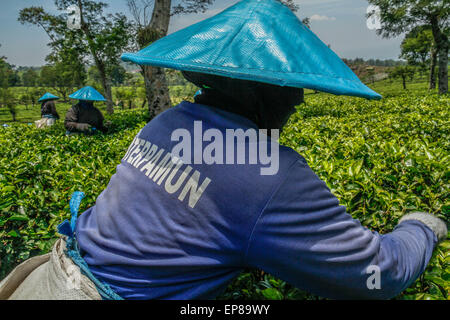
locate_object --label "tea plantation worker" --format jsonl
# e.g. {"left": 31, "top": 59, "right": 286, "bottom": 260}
{"left": 39, "top": 92, "right": 60, "bottom": 120}
{"left": 0, "top": 0, "right": 447, "bottom": 301}
{"left": 35, "top": 93, "right": 60, "bottom": 128}
{"left": 64, "top": 86, "right": 109, "bottom": 134}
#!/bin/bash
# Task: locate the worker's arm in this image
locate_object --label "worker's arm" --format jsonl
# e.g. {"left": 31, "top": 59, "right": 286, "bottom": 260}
{"left": 65, "top": 105, "right": 90, "bottom": 132}
{"left": 245, "top": 158, "right": 446, "bottom": 300}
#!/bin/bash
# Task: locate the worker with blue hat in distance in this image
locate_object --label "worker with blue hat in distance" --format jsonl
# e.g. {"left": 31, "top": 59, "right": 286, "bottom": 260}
{"left": 2, "top": 0, "right": 446, "bottom": 300}
{"left": 64, "top": 86, "right": 109, "bottom": 134}
{"left": 38, "top": 92, "right": 60, "bottom": 123}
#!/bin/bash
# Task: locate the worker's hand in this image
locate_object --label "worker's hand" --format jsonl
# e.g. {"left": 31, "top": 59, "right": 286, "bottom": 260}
{"left": 104, "top": 120, "right": 112, "bottom": 127}
{"left": 399, "top": 212, "right": 448, "bottom": 243}
{"left": 76, "top": 123, "right": 92, "bottom": 132}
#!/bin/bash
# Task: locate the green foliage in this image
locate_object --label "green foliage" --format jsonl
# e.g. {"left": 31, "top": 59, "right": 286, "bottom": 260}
{"left": 401, "top": 26, "right": 434, "bottom": 66}
{"left": 0, "top": 109, "right": 149, "bottom": 280}
{"left": 0, "top": 88, "right": 18, "bottom": 121}
{"left": 367, "top": 0, "right": 449, "bottom": 94}
{"left": 40, "top": 63, "right": 80, "bottom": 101}
{"left": 19, "top": 1, "right": 133, "bottom": 111}
{"left": 115, "top": 87, "right": 136, "bottom": 109}
{"left": 0, "top": 85, "right": 194, "bottom": 124}
{"left": 0, "top": 52, "right": 20, "bottom": 88}
{"left": 389, "top": 65, "right": 416, "bottom": 89}
{"left": 222, "top": 91, "right": 449, "bottom": 300}
{"left": 21, "top": 69, "right": 39, "bottom": 88}
{"left": 0, "top": 86, "right": 448, "bottom": 300}
{"left": 367, "top": 0, "right": 449, "bottom": 38}
{"left": 0, "top": 54, "right": 13, "bottom": 89}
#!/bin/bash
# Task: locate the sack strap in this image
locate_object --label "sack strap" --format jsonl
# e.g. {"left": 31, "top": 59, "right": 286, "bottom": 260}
{"left": 58, "top": 192, "right": 123, "bottom": 300}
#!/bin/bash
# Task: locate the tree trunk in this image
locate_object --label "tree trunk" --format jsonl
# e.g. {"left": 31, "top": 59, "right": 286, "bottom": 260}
{"left": 430, "top": 16, "right": 449, "bottom": 94}
{"left": 95, "top": 61, "right": 114, "bottom": 114}
{"left": 9, "top": 108, "right": 16, "bottom": 122}
{"left": 141, "top": 0, "right": 172, "bottom": 118}
{"left": 141, "top": 98, "right": 147, "bottom": 108}
{"left": 429, "top": 46, "right": 437, "bottom": 90}
{"left": 436, "top": 41, "right": 448, "bottom": 94}
{"left": 402, "top": 76, "right": 406, "bottom": 90}
{"left": 100, "top": 74, "right": 114, "bottom": 114}
{"left": 78, "top": 0, "right": 114, "bottom": 114}
{"left": 142, "top": 66, "right": 172, "bottom": 118}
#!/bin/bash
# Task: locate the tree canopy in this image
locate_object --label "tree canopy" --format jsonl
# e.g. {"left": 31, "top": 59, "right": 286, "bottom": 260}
{"left": 19, "top": 0, "right": 133, "bottom": 113}
{"left": 367, "top": 0, "right": 449, "bottom": 93}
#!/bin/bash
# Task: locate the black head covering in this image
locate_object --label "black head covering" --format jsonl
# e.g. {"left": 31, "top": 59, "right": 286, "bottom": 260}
{"left": 182, "top": 71, "right": 304, "bottom": 132}
{"left": 78, "top": 100, "right": 95, "bottom": 109}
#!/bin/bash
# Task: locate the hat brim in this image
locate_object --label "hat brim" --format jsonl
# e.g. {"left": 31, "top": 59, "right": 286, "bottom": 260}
{"left": 122, "top": 53, "right": 381, "bottom": 100}
{"left": 38, "top": 98, "right": 60, "bottom": 102}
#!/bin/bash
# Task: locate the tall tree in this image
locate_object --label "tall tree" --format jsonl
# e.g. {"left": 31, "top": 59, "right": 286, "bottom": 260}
{"left": 40, "top": 63, "right": 79, "bottom": 101}
{"left": 19, "top": 1, "right": 132, "bottom": 114}
{"left": 127, "top": 0, "right": 172, "bottom": 118}
{"left": 390, "top": 65, "right": 416, "bottom": 90}
{"left": 0, "top": 47, "right": 12, "bottom": 90}
{"left": 45, "top": 34, "right": 87, "bottom": 91}
{"left": 21, "top": 69, "right": 39, "bottom": 110}
{"left": 400, "top": 26, "right": 436, "bottom": 87}
{"left": 401, "top": 26, "right": 433, "bottom": 66}
{"left": 22, "top": 68, "right": 39, "bottom": 87}
{"left": 0, "top": 53, "right": 20, "bottom": 88}
{"left": 0, "top": 48, "right": 18, "bottom": 121}
{"left": 368, "top": 0, "right": 449, "bottom": 94}
{"left": 127, "top": 0, "right": 301, "bottom": 117}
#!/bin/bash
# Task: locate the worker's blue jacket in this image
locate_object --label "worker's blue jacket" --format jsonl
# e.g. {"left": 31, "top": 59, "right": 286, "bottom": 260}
{"left": 76, "top": 101, "right": 437, "bottom": 300}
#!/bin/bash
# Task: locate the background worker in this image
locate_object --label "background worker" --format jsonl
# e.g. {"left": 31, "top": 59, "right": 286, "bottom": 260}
{"left": 36, "top": 92, "right": 60, "bottom": 127}
{"left": 65, "top": 86, "right": 109, "bottom": 134}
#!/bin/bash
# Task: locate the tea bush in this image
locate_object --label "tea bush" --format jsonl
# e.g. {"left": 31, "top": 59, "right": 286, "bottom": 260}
{"left": 0, "top": 91, "right": 448, "bottom": 300}
{"left": 220, "top": 92, "right": 449, "bottom": 300}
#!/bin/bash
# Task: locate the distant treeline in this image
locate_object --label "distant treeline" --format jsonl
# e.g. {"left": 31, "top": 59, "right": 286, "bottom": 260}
{"left": 7, "top": 58, "right": 407, "bottom": 89}
{"left": 342, "top": 58, "right": 406, "bottom": 67}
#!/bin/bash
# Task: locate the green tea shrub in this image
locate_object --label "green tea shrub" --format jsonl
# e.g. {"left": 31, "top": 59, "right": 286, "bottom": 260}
{"left": 0, "top": 91, "right": 448, "bottom": 300}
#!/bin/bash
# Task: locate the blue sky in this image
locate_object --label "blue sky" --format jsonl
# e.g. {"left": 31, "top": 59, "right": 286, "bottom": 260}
{"left": 0, "top": 0, "right": 404, "bottom": 67}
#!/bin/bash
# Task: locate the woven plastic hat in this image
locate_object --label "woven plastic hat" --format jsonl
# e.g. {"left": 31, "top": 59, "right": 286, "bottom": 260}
{"left": 38, "top": 93, "right": 60, "bottom": 103}
{"left": 122, "top": 0, "right": 381, "bottom": 100}
{"left": 69, "top": 86, "right": 106, "bottom": 102}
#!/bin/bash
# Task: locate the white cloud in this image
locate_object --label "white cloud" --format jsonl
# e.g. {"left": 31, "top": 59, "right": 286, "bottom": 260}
{"left": 310, "top": 14, "right": 337, "bottom": 21}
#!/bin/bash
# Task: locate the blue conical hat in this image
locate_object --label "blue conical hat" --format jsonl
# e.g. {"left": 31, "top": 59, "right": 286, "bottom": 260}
{"left": 122, "top": 0, "right": 381, "bottom": 100}
{"left": 38, "top": 93, "right": 60, "bottom": 103}
{"left": 69, "top": 86, "right": 106, "bottom": 101}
